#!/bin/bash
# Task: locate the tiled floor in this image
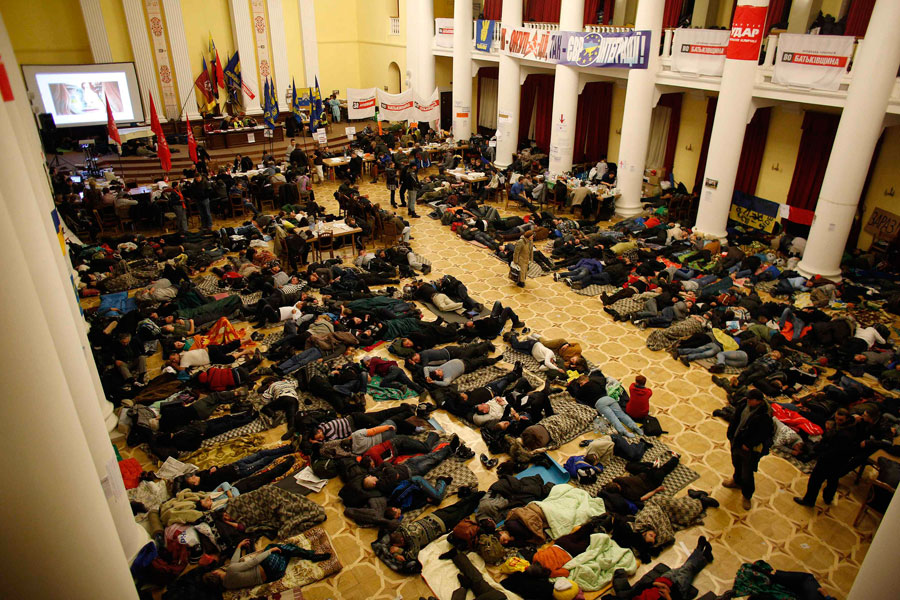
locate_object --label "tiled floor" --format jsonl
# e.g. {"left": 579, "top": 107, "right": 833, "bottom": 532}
{"left": 118, "top": 166, "right": 879, "bottom": 600}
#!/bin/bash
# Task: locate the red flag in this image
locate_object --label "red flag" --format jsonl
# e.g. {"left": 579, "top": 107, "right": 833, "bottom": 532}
{"left": 214, "top": 49, "right": 225, "bottom": 90}
{"left": 105, "top": 94, "right": 121, "bottom": 146}
{"left": 186, "top": 114, "right": 198, "bottom": 163}
{"left": 194, "top": 69, "right": 214, "bottom": 104}
{"left": 149, "top": 93, "right": 171, "bottom": 173}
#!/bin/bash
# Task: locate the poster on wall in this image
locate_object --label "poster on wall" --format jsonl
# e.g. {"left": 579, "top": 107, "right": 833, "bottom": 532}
{"left": 559, "top": 31, "right": 651, "bottom": 69}
{"left": 435, "top": 18, "right": 454, "bottom": 48}
{"left": 347, "top": 87, "right": 377, "bottom": 119}
{"left": 414, "top": 88, "right": 440, "bottom": 123}
{"left": 864, "top": 207, "right": 900, "bottom": 241}
{"left": 772, "top": 34, "right": 854, "bottom": 91}
{"left": 376, "top": 88, "right": 414, "bottom": 121}
{"left": 475, "top": 20, "right": 496, "bottom": 53}
{"left": 671, "top": 29, "right": 729, "bottom": 76}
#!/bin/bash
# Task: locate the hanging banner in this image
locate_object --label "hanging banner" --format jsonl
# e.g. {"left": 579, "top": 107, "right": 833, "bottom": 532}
{"left": 500, "top": 28, "right": 651, "bottom": 69}
{"left": 726, "top": 4, "right": 768, "bottom": 60}
{"left": 144, "top": 0, "right": 178, "bottom": 117}
{"left": 347, "top": 87, "right": 377, "bottom": 119}
{"left": 250, "top": 0, "right": 273, "bottom": 86}
{"left": 435, "top": 18, "right": 454, "bottom": 48}
{"left": 558, "top": 31, "right": 651, "bottom": 69}
{"left": 377, "top": 88, "right": 414, "bottom": 121}
{"left": 414, "top": 87, "right": 440, "bottom": 122}
{"left": 671, "top": 29, "right": 729, "bottom": 76}
{"left": 475, "top": 20, "right": 496, "bottom": 53}
{"left": 729, "top": 191, "right": 780, "bottom": 232}
{"left": 772, "top": 34, "right": 854, "bottom": 91}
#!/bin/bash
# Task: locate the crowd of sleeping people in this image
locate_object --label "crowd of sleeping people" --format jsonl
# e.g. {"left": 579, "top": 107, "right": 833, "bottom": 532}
{"left": 78, "top": 149, "right": 893, "bottom": 598}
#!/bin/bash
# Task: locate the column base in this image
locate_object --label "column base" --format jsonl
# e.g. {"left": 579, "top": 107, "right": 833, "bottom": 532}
{"left": 124, "top": 522, "right": 152, "bottom": 564}
{"left": 615, "top": 204, "right": 644, "bottom": 218}
{"left": 245, "top": 106, "right": 264, "bottom": 116}
{"left": 100, "top": 399, "right": 117, "bottom": 432}
{"left": 797, "top": 261, "right": 842, "bottom": 281}
{"left": 693, "top": 227, "right": 728, "bottom": 243}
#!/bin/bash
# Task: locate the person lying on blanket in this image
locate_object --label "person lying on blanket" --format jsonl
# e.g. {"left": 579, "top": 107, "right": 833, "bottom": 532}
{"left": 307, "top": 405, "right": 417, "bottom": 445}
{"left": 386, "top": 491, "right": 485, "bottom": 564}
{"left": 423, "top": 355, "right": 505, "bottom": 387}
{"left": 524, "top": 518, "right": 607, "bottom": 578}
{"left": 600, "top": 451, "right": 682, "bottom": 503}
{"left": 405, "top": 341, "right": 495, "bottom": 367}
{"left": 504, "top": 332, "right": 587, "bottom": 375}
{"left": 168, "top": 343, "right": 258, "bottom": 371}
{"left": 180, "top": 444, "right": 296, "bottom": 492}
{"left": 195, "top": 455, "right": 297, "bottom": 510}
{"left": 607, "top": 536, "right": 714, "bottom": 600}
{"left": 203, "top": 538, "right": 331, "bottom": 591}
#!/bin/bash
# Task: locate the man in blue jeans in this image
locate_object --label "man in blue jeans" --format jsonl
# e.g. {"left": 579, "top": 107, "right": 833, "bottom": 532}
{"left": 612, "top": 536, "right": 713, "bottom": 599}
{"left": 676, "top": 341, "right": 724, "bottom": 366}
{"left": 595, "top": 394, "right": 644, "bottom": 438}
{"left": 365, "top": 432, "right": 461, "bottom": 504}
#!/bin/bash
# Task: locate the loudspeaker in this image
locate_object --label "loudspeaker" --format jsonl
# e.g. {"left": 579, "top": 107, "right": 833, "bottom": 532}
{"left": 38, "top": 113, "right": 58, "bottom": 154}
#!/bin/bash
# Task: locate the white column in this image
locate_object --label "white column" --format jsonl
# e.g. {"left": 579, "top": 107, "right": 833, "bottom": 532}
{"left": 161, "top": 0, "right": 200, "bottom": 120}
{"left": 612, "top": 0, "right": 629, "bottom": 26}
{"left": 691, "top": 0, "right": 712, "bottom": 28}
{"left": 452, "top": 0, "right": 474, "bottom": 139}
{"left": 798, "top": 0, "right": 900, "bottom": 279}
{"left": 0, "top": 13, "right": 151, "bottom": 562}
{"left": 268, "top": 0, "right": 291, "bottom": 103}
{"left": 695, "top": 0, "right": 769, "bottom": 239}
{"left": 848, "top": 489, "right": 900, "bottom": 599}
{"left": 230, "top": 0, "right": 263, "bottom": 114}
{"left": 495, "top": 0, "right": 523, "bottom": 167}
{"left": 548, "top": 0, "right": 585, "bottom": 175}
{"left": 786, "top": 0, "right": 820, "bottom": 33}
{"left": 615, "top": 0, "right": 664, "bottom": 217}
{"left": 406, "top": 0, "right": 435, "bottom": 95}
{"left": 80, "top": 0, "right": 112, "bottom": 63}
{"left": 123, "top": 0, "right": 165, "bottom": 122}
{"left": 297, "top": 0, "right": 319, "bottom": 87}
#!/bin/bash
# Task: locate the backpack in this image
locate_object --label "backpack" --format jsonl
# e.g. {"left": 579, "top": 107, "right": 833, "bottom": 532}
{"left": 475, "top": 534, "right": 506, "bottom": 565}
{"left": 389, "top": 479, "right": 429, "bottom": 511}
{"left": 311, "top": 458, "right": 340, "bottom": 479}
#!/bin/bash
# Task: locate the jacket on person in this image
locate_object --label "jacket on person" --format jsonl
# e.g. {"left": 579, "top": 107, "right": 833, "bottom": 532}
{"left": 196, "top": 367, "right": 236, "bottom": 392}
{"left": 727, "top": 399, "right": 775, "bottom": 453}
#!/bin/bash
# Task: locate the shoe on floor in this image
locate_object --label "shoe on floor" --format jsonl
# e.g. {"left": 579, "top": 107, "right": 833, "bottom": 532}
{"left": 709, "top": 363, "right": 726, "bottom": 374}
{"left": 793, "top": 496, "right": 815, "bottom": 507}
{"left": 742, "top": 497, "right": 752, "bottom": 510}
{"left": 722, "top": 478, "right": 739, "bottom": 489}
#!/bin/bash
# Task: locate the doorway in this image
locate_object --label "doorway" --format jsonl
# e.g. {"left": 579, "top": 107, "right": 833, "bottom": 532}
{"left": 388, "top": 62, "right": 402, "bottom": 93}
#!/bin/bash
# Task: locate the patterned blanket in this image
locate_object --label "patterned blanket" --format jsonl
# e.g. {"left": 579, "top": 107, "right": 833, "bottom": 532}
{"left": 646, "top": 318, "right": 707, "bottom": 352}
{"left": 226, "top": 486, "right": 326, "bottom": 540}
{"left": 222, "top": 526, "right": 341, "bottom": 600}
{"left": 573, "top": 284, "right": 618, "bottom": 297}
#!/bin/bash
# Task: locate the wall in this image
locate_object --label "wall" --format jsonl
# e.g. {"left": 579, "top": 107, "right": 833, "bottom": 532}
{"left": 715, "top": 0, "right": 735, "bottom": 28}
{"left": 433, "top": 0, "right": 454, "bottom": 19}
{"left": 101, "top": 0, "right": 134, "bottom": 63}
{"left": 435, "top": 55, "right": 452, "bottom": 90}
{"left": 607, "top": 82, "right": 626, "bottom": 162}
{"left": 2, "top": 0, "right": 92, "bottom": 65}
{"left": 180, "top": 0, "right": 235, "bottom": 93}
{"left": 857, "top": 126, "right": 900, "bottom": 248}
{"left": 754, "top": 105, "right": 803, "bottom": 203}
{"left": 356, "top": 0, "right": 407, "bottom": 91}
{"left": 670, "top": 92, "right": 709, "bottom": 186}
{"left": 314, "top": 0, "right": 361, "bottom": 97}
{"left": 282, "top": 0, "right": 306, "bottom": 88}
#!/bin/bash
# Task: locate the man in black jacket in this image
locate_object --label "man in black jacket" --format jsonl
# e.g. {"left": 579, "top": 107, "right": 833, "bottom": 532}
{"left": 793, "top": 408, "right": 860, "bottom": 507}
{"left": 403, "top": 164, "right": 421, "bottom": 218}
{"left": 724, "top": 390, "right": 775, "bottom": 509}
{"left": 188, "top": 174, "right": 214, "bottom": 230}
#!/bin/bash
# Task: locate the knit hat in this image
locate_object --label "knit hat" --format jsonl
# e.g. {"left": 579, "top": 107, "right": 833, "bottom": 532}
{"left": 553, "top": 578, "right": 581, "bottom": 600}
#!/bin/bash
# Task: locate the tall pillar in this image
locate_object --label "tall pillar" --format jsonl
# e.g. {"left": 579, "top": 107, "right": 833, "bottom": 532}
{"left": 615, "top": 0, "right": 664, "bottom": 217}
{"left": 848, "top": 489, "right": 900, "bottom": 598}
{"left": 80, "top": 0, "right": 112, "bottom": 63}
{"left": 612, "top": 0, "right": 629, "bottom": 26}
{"left": 695, "top": 0, "right": 769, "bottom": 239}
{"left": 406, "top": 0, "right": 435, "bottom": 95}
{"left": 0, "top": 13, "right": 150, "bottom": 562}
{"left": 786, "top": 0, "right": 822, "bottom": 33}
{"left": 161, "top": 0, "right": 201, "bottom": 120}
{"left": 123, "top": 0, "right": 165, "bottom": 122}
{"left": 452, "top": 0, "right": 474, "bottom": 139}
{"left": 495, "top": 0, "right": 523, "bottom": 167}
{"left": 230, "top": 0, "right": 263, "bottom": 114}
{"left": 798, "top": 0, "right": 900, "bottom": 279}
{"left": 548, "top": 0, "right": 585, "bottom": 175}
{"left": 267, "top": 0, "right": 291, "bottom": 103}
{"left": 297, "top": 0, "right": 319, "bottom": 87}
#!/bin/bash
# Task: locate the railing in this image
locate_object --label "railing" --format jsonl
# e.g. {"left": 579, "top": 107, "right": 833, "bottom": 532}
{"left": 389, "top": 17, "right": 400, "bottom": 36}
{"left": 584, "top": 25, "right": 633, "bottom": 33}
{"left": 522, "top": 22, "right": 560, "bottom": 31}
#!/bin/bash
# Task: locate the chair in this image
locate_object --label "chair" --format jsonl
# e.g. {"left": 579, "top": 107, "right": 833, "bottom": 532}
{"left": 93, "top": 208, "right": 121, "bottom": 236}
{"left": 315, "top": 231, "right": 335, "bottom": 262}
{"left": 854, "top": 459, "right": 897, "bottom": 526}
{"left": 229, "top": 192, "right": 246, "bottom": 219}
{"left": 503, "top": 182, "right": 513, "bottom": 210}
{"left": 259, "top": 183, "right": 279, "bottom": 212}
{"left": 382, "top": 221, "right": 400, "bottom": 246}
{"left": 162, "top": 211, "right": 178, "bottom": 233}
{"left": 118, "top": 214, "right": 136, "bottom": 233}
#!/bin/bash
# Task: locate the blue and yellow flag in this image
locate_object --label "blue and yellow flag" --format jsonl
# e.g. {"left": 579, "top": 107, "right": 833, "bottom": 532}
{"left": 291, "top": 78, "right": 304, "bottom": 124}
{"left": 475, "top": 20, "right": 496, "bottom": 53}
{"left": 223, "top": 51, "right": 242, "bottom": 107}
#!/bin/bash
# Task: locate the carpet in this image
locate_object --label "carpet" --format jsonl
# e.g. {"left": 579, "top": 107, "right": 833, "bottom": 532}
{"left": 222, "top": 526, "right": 341, "bottom": 600}
{"left": 693, "top": 357, "right": 743, "bottom": 375}
{"left": 200, "top": 417, "right": 267, "bottom": 449}
{"left": 572, "top": 439, "right": 701, "bottom": 498}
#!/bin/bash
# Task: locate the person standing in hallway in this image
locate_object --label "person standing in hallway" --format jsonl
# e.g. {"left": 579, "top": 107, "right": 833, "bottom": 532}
{"left": 513, "top": 229, "right": 534, "bottom": 288}
{"left": 723, "top": 390, "right": 774, "bottom": 510}
{"left": 403, "top": 164, "right": 421, "bottom": 218}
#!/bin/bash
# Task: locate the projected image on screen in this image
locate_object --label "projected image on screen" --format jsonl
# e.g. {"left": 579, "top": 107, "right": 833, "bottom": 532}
{"left": 36, "top": 71, "right": 135, "bottom": 126}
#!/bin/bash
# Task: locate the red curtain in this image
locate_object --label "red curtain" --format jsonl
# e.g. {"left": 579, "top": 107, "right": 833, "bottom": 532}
{"left": 786, "top": 111, "right": 840, "bottom": 210}
{"left": 734, "top": 107, "right": 772, "bottom": 196}
{"left": 483, "top": 0, "right": 502, "bottom": 21}
{"left": 602, "top": 0, "right": 615, "bottom": 25}
{"left": 518, "top": 74, "right": 555, "bottom": 151}
{"left": 525, "top": 0, "right": 561, "bottom": 22}
{"left": 845, "top": 0, "right": 876, "bottom": 37}
{"left": 663, "top": 0, "right": 685, "bottom": 28}
{"left": 476, "top": 67, "right": 498, "bottom": 131}
{"left": 693, "top": 97, "right": 718, "bottom": 194}
{"left": 573, "top": 81, "right": 613, "bottom": 163}
{"left": 658, "top": 93, "right": 682, "bottom": 174}
{"left": 764, "top": 0, "right": 787, "bottom": 33}
{"left": 584, "top": 0, "right": 601, "bottom": 26}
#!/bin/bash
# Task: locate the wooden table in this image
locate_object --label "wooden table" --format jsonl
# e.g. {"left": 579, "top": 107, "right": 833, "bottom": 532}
{"left": 206, "top": 126, "right": 284, "bottom": 150}
{"left": 307, "top": 221, "right": 362, "bottom": 260}
{"left": 447, "top": 169, "right": 489, "bottom": 194}
{"left": 322, "top": 157, "right": 350, "bottom": 181}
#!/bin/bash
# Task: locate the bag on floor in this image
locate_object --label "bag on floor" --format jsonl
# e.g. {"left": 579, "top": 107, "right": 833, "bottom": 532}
{"left": 508, "top": 263, "right": 521, "bottom": 282}
{"left": 642, "top": 415, "right": 665, "bottom": 437}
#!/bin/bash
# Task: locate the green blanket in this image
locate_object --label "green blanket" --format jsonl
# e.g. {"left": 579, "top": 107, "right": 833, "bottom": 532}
{"left": 563, "top": 532, "right": 637, "bottom": 591}
{"left": 535, "top": 484, "right": 606, "bottom": 539}
{"left": 383, "top": 317, "right": 423, "bottom": 340}
{"left": 367, "top": 375, "right": 418, "bottom": 402}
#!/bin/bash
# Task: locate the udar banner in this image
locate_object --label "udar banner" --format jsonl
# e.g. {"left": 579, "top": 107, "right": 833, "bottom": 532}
{"left": 671, "top": 29, "right": 729, "bottom": 76}
{"left": 347, "top": 88, "right": 377, "bottom": 119}
{"left": 377, "top": 89, "right": 414, "bottom": 122}
{"left": 773, "top": 34, "right": 854, "bottom": 91}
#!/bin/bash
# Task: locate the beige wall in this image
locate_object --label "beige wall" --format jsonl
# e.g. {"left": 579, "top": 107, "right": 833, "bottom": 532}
{"left": 607, "top": 83, "right": 626, "bottom": 163}
{"left": 754, "top": 106, "right": 804, "bottom": 203}
{"left": 2, "top": 0, "right": 92, "bottom": 65}
{"left": 670, "top": 93, "right": 710, "bottom": 187}
{"left": 857, "top": 126, "right": 900, "bottom": 249}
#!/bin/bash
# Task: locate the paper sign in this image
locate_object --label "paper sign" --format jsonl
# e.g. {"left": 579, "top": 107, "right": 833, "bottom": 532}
{"left": 346, "top": 126, "right": 356, "bottom": 140}
{"left": 264, "top": 129, "right": 273, "bottom": 138}
{"left": 247, "top": 132, "right": 256, "bottom": 143}
{"left": 315, "top": 131, "right": 327, "bottom": 144}
{"left": 489, "top": 140, "right": 497, "bottom": 147}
